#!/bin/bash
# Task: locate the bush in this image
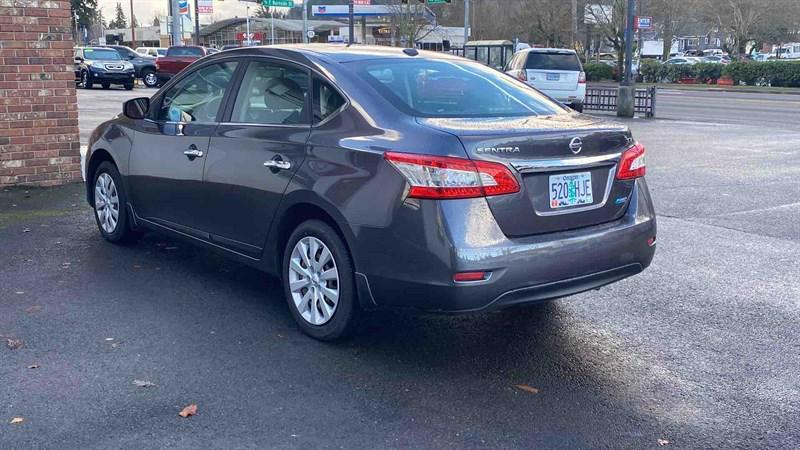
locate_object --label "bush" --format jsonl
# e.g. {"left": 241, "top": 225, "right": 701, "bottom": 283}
{"left": 584, "top": 63, "right": 614, "bottom": 81}
{"left": 639, "top": 60, "right": 662, "bottom": 83}
{"left": 723, "top": 61, "right": 800, "bottom": 87}
{"left": 694, "top": 63, "right": 723, "bottom": 83}
{"left": 661, "top": 64, "right": 696, "bottom": 83}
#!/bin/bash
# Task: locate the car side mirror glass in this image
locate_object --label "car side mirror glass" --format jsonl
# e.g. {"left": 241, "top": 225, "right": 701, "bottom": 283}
{"left": 75, "top": 57, "right": 84, "bottom": 62}
{"left": 123, "top": 97, "right": 150, "bottom": 120}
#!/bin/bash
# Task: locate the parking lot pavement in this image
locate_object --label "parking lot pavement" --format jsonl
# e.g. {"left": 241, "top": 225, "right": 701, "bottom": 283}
{"left": 1, "top": 90, "right": 798, "bottom": 448}
{"left": 78, "top": 86, "right": 155, "bottom": 145}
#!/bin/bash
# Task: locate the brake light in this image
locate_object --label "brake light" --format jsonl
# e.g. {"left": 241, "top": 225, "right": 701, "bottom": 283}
{"left": 384, "top": 152, "right": 520, "bottom": 199}
{"left": 616, "top": 143, "right": 646, "bottom": 180}
{"left": 578, "top": 71, "right": 586, "bottom": 84}
{"left": 516, "top": 70, "right": 528, "bottom": 82}
{"left": 453, "top": 271, "right": 489, "bottom": 282}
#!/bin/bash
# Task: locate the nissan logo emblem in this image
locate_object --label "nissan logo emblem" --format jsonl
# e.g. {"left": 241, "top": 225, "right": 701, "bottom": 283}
{"left": 569, "top": 137, "right": 583, "bottom": 154}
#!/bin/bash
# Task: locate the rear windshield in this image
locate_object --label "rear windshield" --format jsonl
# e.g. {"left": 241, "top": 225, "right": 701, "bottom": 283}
{"left": 350, "top": 59, "right": 566, "bottom": 118}
{"left": 84, "top": 49, "right": 121, "bottom": 60}
{"left": 525, "top": 52, "right": 582, "bottom": 71}
{"left": 167, "top": 47, "right": 204, "bottom": 57}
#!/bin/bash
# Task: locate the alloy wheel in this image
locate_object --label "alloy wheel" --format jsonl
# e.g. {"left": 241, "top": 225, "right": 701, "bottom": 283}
{"left": 94, "top": 173, "right": 119, "bottom": 234}
{"left": 144, "top": 72, "right": 158, "bottom": 87}
{"left": 288, "top": 236, "right": 340, "bottom": 326}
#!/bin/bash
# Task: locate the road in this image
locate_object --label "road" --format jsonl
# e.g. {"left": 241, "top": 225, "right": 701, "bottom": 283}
{"left": 654, "top": 89, "right": 800, "bottom": 127}
{"left": 1, "top": 87, "right": 798, "bottom": 448}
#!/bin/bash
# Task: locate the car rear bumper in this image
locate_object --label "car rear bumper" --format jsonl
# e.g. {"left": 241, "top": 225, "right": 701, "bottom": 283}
{"left": 354, "top": 177, "right": 656, "bottom": 312}
{"left": 537, "top": 86, "right": 587, "bottom": 105}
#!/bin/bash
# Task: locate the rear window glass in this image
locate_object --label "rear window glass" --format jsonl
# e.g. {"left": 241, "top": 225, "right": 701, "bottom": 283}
{"left": 167, "top": 47, "right": 204, "bottom": 57}
{"left": 525, "top": 52, "right": 582, "bottom": 71}
{"left": 350, "top": 59, "right": 565, "bottom": 118}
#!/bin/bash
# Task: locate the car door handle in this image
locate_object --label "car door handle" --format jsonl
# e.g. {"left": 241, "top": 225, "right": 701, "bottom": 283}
{"left": 264, "top": 159, "right": 291, "bottom": 170}
{"left": 183, "top": 146, "right": 204, "bottom": 160}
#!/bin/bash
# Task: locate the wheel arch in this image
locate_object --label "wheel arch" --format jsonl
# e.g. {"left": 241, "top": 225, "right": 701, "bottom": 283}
{"left": 85, "top": 149, "right": 117, "bottom": 206}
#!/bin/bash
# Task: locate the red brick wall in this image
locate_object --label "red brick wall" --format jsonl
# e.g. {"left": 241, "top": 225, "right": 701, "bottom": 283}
{"left": 0, "top": 0, "right": 81, "bottom": 187}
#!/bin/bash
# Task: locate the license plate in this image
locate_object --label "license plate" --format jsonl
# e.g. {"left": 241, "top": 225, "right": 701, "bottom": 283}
{"left": 546, "top": 73, "right": 560, "bottom": 81}
{"left": 549, "top": 172, "right": 593, "bottom": 209}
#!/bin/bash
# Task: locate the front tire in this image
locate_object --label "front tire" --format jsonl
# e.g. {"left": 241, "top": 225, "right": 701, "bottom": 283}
{"left": 92, "top": 161, "right": 137, "bottom": 244}
{"left": 101, "top": 82, "right": 110, "bottom": 89}
{"left": 282, "top": 220, "right": 359, "bottom": 341}
{"left": 571, "top": 103, "right": 584, "bottom": 113}
{"left": 82, "top": 71, "right": 93, "bottom": 89}
{"left": 142, "top": 68, "right": 159, "bottom": 88}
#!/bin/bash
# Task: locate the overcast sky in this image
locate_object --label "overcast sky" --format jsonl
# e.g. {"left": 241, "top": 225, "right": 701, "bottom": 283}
{"left": 98, "top": 0, "right": 299, "bottom": 25}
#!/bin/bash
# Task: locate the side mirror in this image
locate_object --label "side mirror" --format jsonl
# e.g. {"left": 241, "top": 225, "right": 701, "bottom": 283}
{"left": 75, "top": 57, "right": 84, "bottom": 62}
{"left": 123, "top": 97, "right": 150, "bottom": 120}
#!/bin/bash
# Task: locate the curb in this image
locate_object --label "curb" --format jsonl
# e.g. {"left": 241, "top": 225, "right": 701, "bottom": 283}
{"left": 588, "top": 83, "right": 800, "bottom": 96}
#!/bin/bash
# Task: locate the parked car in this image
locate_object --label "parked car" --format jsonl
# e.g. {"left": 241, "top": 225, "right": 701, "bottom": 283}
{"left": 136, "top": 47, "right": 167, "bottom": 58}
{"left": 103, "top": 45, "right": 159, "bottom": 88}
{"left": 74, "top": 47, "right": 135, "bottom": 90}
{"left": 84, "top": 45, "right": 656, "bottom": 340}
{"left": 505, "top": 48, "right": 586, "bottom": 112}
{"left": 155, "top": 46, "right": 211, "bottom": 85}
{"left": 221, "top": 44, "right": 241, "bottom": 51}
{"left": 702, "top": 56, "right": 730, "bottom": 65}
{"left": 663, "top": 57, "right": 700, "bottom": 65}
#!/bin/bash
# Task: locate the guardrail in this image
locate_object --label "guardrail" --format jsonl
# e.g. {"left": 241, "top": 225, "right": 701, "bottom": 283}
{"left": 584, "top": 86, "right": 657, "bottom": 118}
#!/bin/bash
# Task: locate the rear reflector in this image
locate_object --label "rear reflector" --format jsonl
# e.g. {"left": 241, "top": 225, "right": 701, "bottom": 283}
{"left": 647, "top": 236, "right": 657, "bottom": 246}
{"left": 453, "top": 271, "right": 488, "bottom": 282}
{"left": 578, "top": 71, "right": 586, "bottom": 84}
{"left": 616, "top": 142, "right": 646, "bottom": 180}
{"left": 384, "top": 152, "right": 520, "bottom": 199}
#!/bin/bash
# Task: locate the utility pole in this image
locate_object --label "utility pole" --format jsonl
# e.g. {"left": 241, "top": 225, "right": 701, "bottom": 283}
{"left": 129, "top": 0, "right": 136, "bottom": 48}
{"left": 194, "top": 0, "right": 200, "bottom": 45}
{"left": 617, "top": 0, "right": 635, "bottom": 118}
{"left": 463, "top": 0, "right": 469, "bottom": 50}
{"left": 271, "top": 8, "right": 275, "bottom": 45}
{"left": 171, "top": 0, "right": 182, "bottom": 46}
{"left": 302, "top": 0, "right": 308, "bottom": 43}
{"left": 246, "top": 4, "right": 250, "bottom": 46}
{"left": 348, "top": 1, "right": 355, "bottom": 45}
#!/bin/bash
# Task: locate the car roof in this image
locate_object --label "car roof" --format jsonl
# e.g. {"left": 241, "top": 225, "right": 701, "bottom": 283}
{"left": 214, "top": 44, "right": 464, "bottom": 64}
{"left": 522, "top": 48, "right": 578, "bottom": 54}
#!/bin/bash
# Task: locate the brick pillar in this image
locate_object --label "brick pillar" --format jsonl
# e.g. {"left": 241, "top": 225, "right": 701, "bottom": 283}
{"left": 0, "top": 0, "right": 81, "bottom": 187}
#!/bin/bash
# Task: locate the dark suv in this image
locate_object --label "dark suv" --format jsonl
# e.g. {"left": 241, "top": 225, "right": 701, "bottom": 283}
{"left": 74, "top": 47, "right": 136, "bottom": 90}
{"left": 104, "top": 45, "right": 159, "bottom": 88}
{"left": 84, "top": 45, "right": 656, "bottom": 340}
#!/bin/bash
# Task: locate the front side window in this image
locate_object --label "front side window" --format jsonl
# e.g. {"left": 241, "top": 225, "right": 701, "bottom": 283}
{"left": 351, "top": 59, "right": 566, "bottom": 118}
{"left": 230, "top": 61, "right": 309, "bottom": 125}
{"left": 155, "top": 61, "right": 238, "bottom": 123}
{"left": 312, "top": 78, "right": 346, "bottom": 124}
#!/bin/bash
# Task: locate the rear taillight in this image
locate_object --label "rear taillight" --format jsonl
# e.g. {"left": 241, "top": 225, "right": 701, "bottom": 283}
{"left": 616, "top": 143, "right": 646, "bottom": 180}
{"left": 516, "top": 70, "right": 528, "bottom": 82}
{"left": 578, "top": 71, "right": 586, "bottom": 84}
{"left": 384, "top": 152, "right": 520, "bottom": 199}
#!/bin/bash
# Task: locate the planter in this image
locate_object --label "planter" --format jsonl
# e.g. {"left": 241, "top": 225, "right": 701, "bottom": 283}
{"left": 717, "top": 77, "right": 734, "bottom": 86}
{"left": 679, "top": 76, "right": 698, "bottom": 84}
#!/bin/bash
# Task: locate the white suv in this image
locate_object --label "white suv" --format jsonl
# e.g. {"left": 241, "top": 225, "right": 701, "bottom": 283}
{"left": 505, "top": 48, "right": 586, "bottom": 112}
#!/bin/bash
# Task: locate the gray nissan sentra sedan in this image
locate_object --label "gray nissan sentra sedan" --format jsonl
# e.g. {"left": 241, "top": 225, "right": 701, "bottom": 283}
{"left": 84, "top": 45, "right": 656, "bottom": 340}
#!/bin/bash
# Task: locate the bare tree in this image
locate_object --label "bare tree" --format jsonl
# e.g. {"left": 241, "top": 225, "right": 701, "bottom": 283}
{"left": 699, "top": 0, "right": 779, "bottom": 55}
{"left": 650, "top": 0, "right": 698, "bottom": 60}
{"left": 586, "top": 0, "right": 627, "bottom": 73}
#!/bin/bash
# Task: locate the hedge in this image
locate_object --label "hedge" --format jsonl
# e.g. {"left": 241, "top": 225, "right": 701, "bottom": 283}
{"left": 584, "top": 63, "right": 614, "bottom": 81}
{"left": 640, "top": 60, "right": 800, "bottom": 86}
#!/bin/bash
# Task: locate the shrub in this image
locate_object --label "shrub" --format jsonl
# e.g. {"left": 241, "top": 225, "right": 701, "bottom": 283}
{"left": 639, "top": 59, "right": 662, "bottom": 83}
{"left": 584, "top": 63, "right": 614, "bottom": 81}
{"left": 694, "top": 63, "right": 723, "bottom": 83}
{"left": 723, "top": 61, "right": 800, "bottom": 87}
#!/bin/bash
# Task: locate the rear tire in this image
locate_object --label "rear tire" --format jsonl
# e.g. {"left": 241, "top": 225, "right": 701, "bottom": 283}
{"left": 282, "top": 220, "right": 359, "bottom": 341}
{"left": 92, "top": 161, "right": 138, "bottom": 244}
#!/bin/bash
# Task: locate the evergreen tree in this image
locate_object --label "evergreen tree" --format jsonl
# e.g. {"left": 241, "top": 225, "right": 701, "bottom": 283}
{"left": 108, "top": 2, "right": 128, "bottom": 29}
{"left": 153, "top": 15, "right": 161, "bottom": 27}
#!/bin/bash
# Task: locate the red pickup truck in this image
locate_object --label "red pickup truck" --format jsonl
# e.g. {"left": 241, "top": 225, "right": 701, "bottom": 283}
{"left": 155, "top": 46, "right": 213, "bottom": 85}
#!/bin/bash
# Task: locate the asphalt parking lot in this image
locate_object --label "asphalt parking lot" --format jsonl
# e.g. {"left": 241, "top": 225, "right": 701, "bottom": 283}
{"left": 1, "top": 86, "right": 798, "bottom": 448}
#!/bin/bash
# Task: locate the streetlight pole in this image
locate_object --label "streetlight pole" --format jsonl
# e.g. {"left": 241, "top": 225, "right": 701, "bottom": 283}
{"left": 171, "top": 0, "right": 182, "bottom": 46}
{"left": 303, "top": 0, "right": 308, "bottom": 44}
{"left": 129, "top": 0, "right": 136, "bottom": 48}
{"left": 463, "top": 0, "right": 469, "bottom": 51}
{"left": 271, "top": 8, "right": 275, "bottom": 45}
{"left": 617, "top": 0, "right": 636, "bottom": 118}
{"left": 348, "top": 1, "right": 354, "bottom": 45}
{"left": 246, "top": 4, "right": 250, "bottom": 46}
{"left": 194, "top": 0, "right": 200, "bottom": 45}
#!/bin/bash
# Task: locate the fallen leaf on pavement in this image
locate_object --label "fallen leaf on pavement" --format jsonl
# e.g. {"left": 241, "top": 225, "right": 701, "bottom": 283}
{"left": 22, "top": 228, "right": 31, "bottom": 233}
{"left": 4, "top": 338, "right": 23, "bottom": 350}
{"left": 27, "top": 364, "right": 39, "bottom": 369}
{"left": 10, "top": 417, "right": 24, "bottom": 425}
{"left": 105, "top": 338, "right": 114, "bottom": 341}
{"left": 25, "top": 305, "right": 41, "bottom": 314}
{"left": 513, "top": 384, "right": 540, "bottom": 394}
{"left": 178, "top": 404, "right": 198, "bottom": 418}
{"left": 15, "top": 291, "right": 24, "bottom": 295}
{"left": 132, "top": 379, "right": 156, "bottom": 388}
{"left": 657, "top": 439, "right": 671, "bottom": 446}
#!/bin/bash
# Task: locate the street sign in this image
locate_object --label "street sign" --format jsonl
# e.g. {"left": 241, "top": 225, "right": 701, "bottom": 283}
{"left": 262, "top": 0, "right": 294, "bottom": 6}
{"left": 635, "top": 16, "right": 653, "bottom": 30}
{"left": 307, "top": 30, "right": 316, "bottom": 39}
{"left": 427, "top": 0, "right": 451, "bottom": 4}
{"left": 354, "top": 0, "right": 371, "bottom": 5}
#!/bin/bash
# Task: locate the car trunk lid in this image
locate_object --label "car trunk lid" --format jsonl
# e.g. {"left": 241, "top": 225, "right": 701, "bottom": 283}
{"left": 418, "top": 114, "right": 635, "bottom": 237}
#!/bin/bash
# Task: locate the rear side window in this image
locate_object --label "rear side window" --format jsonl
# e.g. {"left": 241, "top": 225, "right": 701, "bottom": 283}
{"left": 525, "top": 52, "right": 582, "bottom": 71}
{"left": 351, "top": 59, "right": 565, "bottom": 118}
{"left": 167, "top": 47, "right": 204, "bottom": 57}
{"left": 312, "top": 78, "right": 345, "bottom": 124}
